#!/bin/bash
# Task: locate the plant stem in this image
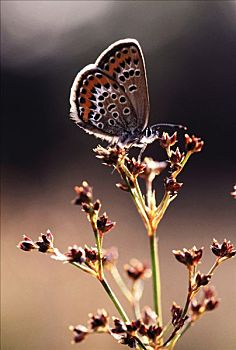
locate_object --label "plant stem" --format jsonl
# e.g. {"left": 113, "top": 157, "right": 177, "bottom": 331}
{"left": 95, "top": 230, "right": 104, "bottom": 280}
{"left": 208, "top": 258, "right": 220, "bottom": 275}
{"left": 182, "top": 268, "right": 193, "bottom": 317}
{"left": 100, "top": 278, "right": 149, "bottom": 350}
{"left": 100, "top": 277, "right": 130, "bottom": 323}
{"left": 110, "top": 266, "right": 134, "bottom": 303}
{"left": 135, "top": 336, "right": 148, "bottom": 350}
{"left": 172, "top": 151, "right": 192, "bottom": 178}
{"left": 90, "top": 212, "right": 104, "bottom": 280}
{"left": 71, "top": 261, "right": 97, "bottom": 276}
{"left": 150, "top": 233, "right": 163, "bottom": 327}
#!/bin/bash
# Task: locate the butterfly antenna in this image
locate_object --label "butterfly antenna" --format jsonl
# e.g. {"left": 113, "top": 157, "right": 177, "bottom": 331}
{"left": 155, "top": 123, "right": 187, "bottom": 131}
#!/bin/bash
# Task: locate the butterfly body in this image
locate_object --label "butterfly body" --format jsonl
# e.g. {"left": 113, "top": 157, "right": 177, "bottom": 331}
{"left": 70, "top": 39, "right": 183, "bottom": 152}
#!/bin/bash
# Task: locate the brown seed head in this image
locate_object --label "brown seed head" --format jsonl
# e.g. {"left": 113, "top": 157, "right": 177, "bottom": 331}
{"left": 159, "top": 132, "right": 178, "bottom": 149}
{"left": 211, "top": 238, "right": 236, "bottom": 260}
{"left": 73, "top": 181, "right": 93, "bottom": 205}
{"left": 111, "top": 318, "right": 127, "bottom": 334}
{"left": 171, "top": 302, "right": 182, "bottom": 326}
{"left": 124, "top": 258, "right": 151, "bottom": 281}
{"left": 35, "top": 229, "right": 55, "bottom": 253}
{"left": 146, "top": 324, "right": 162, "bottom": 341}
{"left": 195, "top": 272, "right": 211, "bottom": 287}
{"left": 165, "top": 176, "right": 183, "bottom": 196}
{"left": 97, "top": 212, "right": 116, "bottom": 234}
{"left": 93, "top": 199, "right": 101, "bottom": 212}
{"left": 84, "top": 246, "right": 98, "bottom": 262}
{"left": 94, "top": 145, "right": 126, "bottom": 166}
{"left": 119, "top": 334, "right": 137, "bottom": 348}
{"left": 169, "top": 147, "right": 185, "bottom": 165}
{"left": 126, "top": 157, "right": 146, "bottom": 176}
{"left": 185, "top": 134, "right": 204, "bottom": 153}
{"left": 88, "top": 309, "right": 109, "bottom": 332}
{"left": 17, "top": 235, "right": 39, "bottom": 252}
{"left": 173, "top": 246, "right": 203, "bottom": 268}
{"left": 65, "top": 245, "right": 85, "bottom": 264}
{"left": 190, "top": 286, "right": 219, "bottom": 319}
{"left": 69, "top": 324, "right": 88, "bottom": 343}
{"left": 230, "top": 184, "right": 236, "bottom": 199}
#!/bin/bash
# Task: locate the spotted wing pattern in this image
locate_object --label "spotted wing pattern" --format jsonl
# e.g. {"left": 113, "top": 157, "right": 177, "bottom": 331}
{"left": 70, "top": 64, "right": 137, "bottom": 143}
{"left": 96, "top": 38, "right": 150, "bottom": 130}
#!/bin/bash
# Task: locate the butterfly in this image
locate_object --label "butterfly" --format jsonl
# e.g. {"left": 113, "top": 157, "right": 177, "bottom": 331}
{"left": 70, "top": 38, "right": 184, "bottom": 155}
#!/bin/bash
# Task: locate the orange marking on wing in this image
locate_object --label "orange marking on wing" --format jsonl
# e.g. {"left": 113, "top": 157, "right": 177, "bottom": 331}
{"left": 107, "top": 52, "right": 131, "bottom": 75}
{"left": 83, "top": 105, "right": 90, "bottom": 121}
{"left": 99, "top": 76, "right": 109, "bottom": 85}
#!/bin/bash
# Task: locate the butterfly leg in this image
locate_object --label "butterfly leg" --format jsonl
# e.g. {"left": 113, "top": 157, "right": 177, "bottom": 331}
{"left": 137, "top": 143, "right": 147, "bottom": 162}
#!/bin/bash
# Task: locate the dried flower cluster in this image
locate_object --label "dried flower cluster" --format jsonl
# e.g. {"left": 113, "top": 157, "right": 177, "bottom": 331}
{"left": 17, "top": 131, "right": 235, "bottom": 350}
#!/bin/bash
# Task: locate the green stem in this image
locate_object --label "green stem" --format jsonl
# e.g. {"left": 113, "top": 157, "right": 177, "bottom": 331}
{"left": 101, "top": 276, "right": 148, "bottom": 350}
{"left": 134, "top": 336, "right": 148, "bottom": 350}
{"left": 110, "top": 265, "right": 133, "bottom": 303}
{"left": 167, "top": 333, "right": 181, "bottom": 350}
{"left": 208, "top": 258, "right": 220, "bottom": 275}
{"left": 179, "top": 321, "right": 192, "bottom": 338}
{"left": 182, "top": 268, "right": 193, "bottom": 318}
{"left": 90, "top": 212, "right": 104, "bottom": 280}
{"left": 131, "top": 280, "right": 143, "bottom": 319}
{"left": 172, "top": 151, "right": 192, "bottom": 178}
{"left": 70, "top": 261, "right": 97, "bottom": 276}
{"left": 154, "top": 192, "right": 176, "bottom": 226}
{"left": 117, "top": 163, "right": 151, "bottom": 232}
{"left": 150, "top": 233, "right": 163, "bottom": 327}
{"left": 167, "top": 321, "right": 192, "bottom": 350}
{"left": 100, "top": 277, "right": 130, "bottom": 323}
{"left": 95, "top": 231, "right": 104, "bottom": 280}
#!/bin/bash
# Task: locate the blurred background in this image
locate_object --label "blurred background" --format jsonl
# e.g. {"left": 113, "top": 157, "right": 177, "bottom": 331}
{"left": 1, "top": 1, "right": 236, "bottom": 349}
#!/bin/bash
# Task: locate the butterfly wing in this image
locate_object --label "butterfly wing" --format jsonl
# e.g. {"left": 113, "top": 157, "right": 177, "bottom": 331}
{"left": 96, "top": 38, "right": 150, "bottom": 131}
{"left": 70, "top": 64, "right": 138, "bottom": 143}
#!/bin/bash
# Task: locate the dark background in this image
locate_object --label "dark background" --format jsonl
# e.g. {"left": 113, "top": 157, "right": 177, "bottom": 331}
{"left": 1, "top": 1, "right": 236, "bottom": 350}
